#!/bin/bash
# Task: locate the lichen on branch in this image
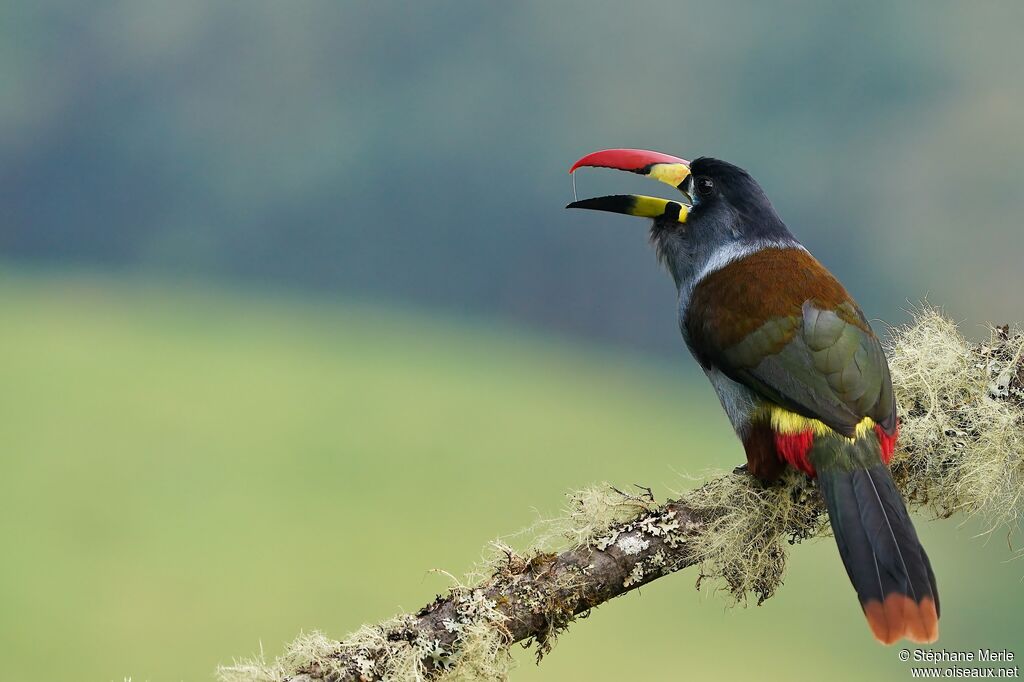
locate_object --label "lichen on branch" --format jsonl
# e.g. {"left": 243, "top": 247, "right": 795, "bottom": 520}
{"left": 218, "top": 310, "right": 1023, "bottom": 682}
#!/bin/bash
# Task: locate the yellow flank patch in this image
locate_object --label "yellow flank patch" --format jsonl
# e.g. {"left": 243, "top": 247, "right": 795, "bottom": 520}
{"left": 754, "top": 403, "right": 875, "bottom": 441}
{"left": 629, "top": 195, "right": 689, "bottom": 223}
{"left": 647, "top": 162, "right": 691, "bottom": 187}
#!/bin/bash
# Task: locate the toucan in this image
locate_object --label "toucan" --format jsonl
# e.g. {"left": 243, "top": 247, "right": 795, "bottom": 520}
{"left": 567, "top": 148, "right": 939, "bottom": 644}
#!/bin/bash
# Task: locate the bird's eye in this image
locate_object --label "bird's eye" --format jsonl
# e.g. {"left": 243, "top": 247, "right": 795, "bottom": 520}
{"left": 696, "top": 177, "right": 715, "bottom": 198}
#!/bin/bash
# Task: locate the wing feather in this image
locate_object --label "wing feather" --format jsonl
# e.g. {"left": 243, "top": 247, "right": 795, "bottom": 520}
{"left": 685, "top": 248, "right": 896, "bottom": 435}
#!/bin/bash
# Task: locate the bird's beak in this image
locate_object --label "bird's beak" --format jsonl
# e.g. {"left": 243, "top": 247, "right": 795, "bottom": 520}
{"left": 566, "top": 149, "right": 693, "bottom": 223}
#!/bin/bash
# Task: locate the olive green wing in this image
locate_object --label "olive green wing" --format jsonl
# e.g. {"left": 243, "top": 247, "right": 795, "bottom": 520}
{"left": 692, "top": 300, "right": 896, "bottom": 438}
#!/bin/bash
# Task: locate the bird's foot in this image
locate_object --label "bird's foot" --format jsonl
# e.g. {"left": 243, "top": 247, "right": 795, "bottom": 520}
{"left": 733, "top": 462, "right": 782, "bottom": 488}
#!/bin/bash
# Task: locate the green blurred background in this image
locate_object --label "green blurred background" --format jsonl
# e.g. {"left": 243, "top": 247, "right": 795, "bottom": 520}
{"left": 1, "top": 2, "right": 1021, "bottom": 680}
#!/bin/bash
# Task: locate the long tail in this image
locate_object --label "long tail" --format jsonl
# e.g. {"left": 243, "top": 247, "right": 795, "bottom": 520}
{"left": 813, "top": 436, "right": 940, "bottom": 644}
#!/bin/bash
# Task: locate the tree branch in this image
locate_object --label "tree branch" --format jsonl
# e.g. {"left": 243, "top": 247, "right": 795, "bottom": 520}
{"left": 219, "top": 312, "right": 1023, "bottom": 682}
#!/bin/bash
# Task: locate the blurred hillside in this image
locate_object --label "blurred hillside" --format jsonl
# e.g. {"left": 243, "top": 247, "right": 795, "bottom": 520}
{"left": 2, "top": 2, "right": 1022, "bottom": 355}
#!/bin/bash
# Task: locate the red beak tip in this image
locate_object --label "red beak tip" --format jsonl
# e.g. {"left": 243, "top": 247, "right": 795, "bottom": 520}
{"left": 569, "top": 148, "right": 690, "bottom": 175}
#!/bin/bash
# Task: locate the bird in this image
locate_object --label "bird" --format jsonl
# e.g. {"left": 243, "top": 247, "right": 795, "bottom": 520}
{"left": 566, "top": 148, "right": 939, "bottom": 645}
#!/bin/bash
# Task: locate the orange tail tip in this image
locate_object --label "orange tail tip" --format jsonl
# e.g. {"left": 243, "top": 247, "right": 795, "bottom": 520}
{"left": 864, "top": 594, "right": 939, "bottom": 645}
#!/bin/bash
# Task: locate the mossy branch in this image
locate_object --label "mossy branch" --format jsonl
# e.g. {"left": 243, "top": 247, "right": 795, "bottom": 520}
{"left": 219, "top": 311, "right": 1023, "bottom": 682}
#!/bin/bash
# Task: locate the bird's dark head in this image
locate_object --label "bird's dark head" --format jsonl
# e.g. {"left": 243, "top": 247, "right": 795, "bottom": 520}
{"left": 567, "top": 149, "right": 795, "bottom": 289}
